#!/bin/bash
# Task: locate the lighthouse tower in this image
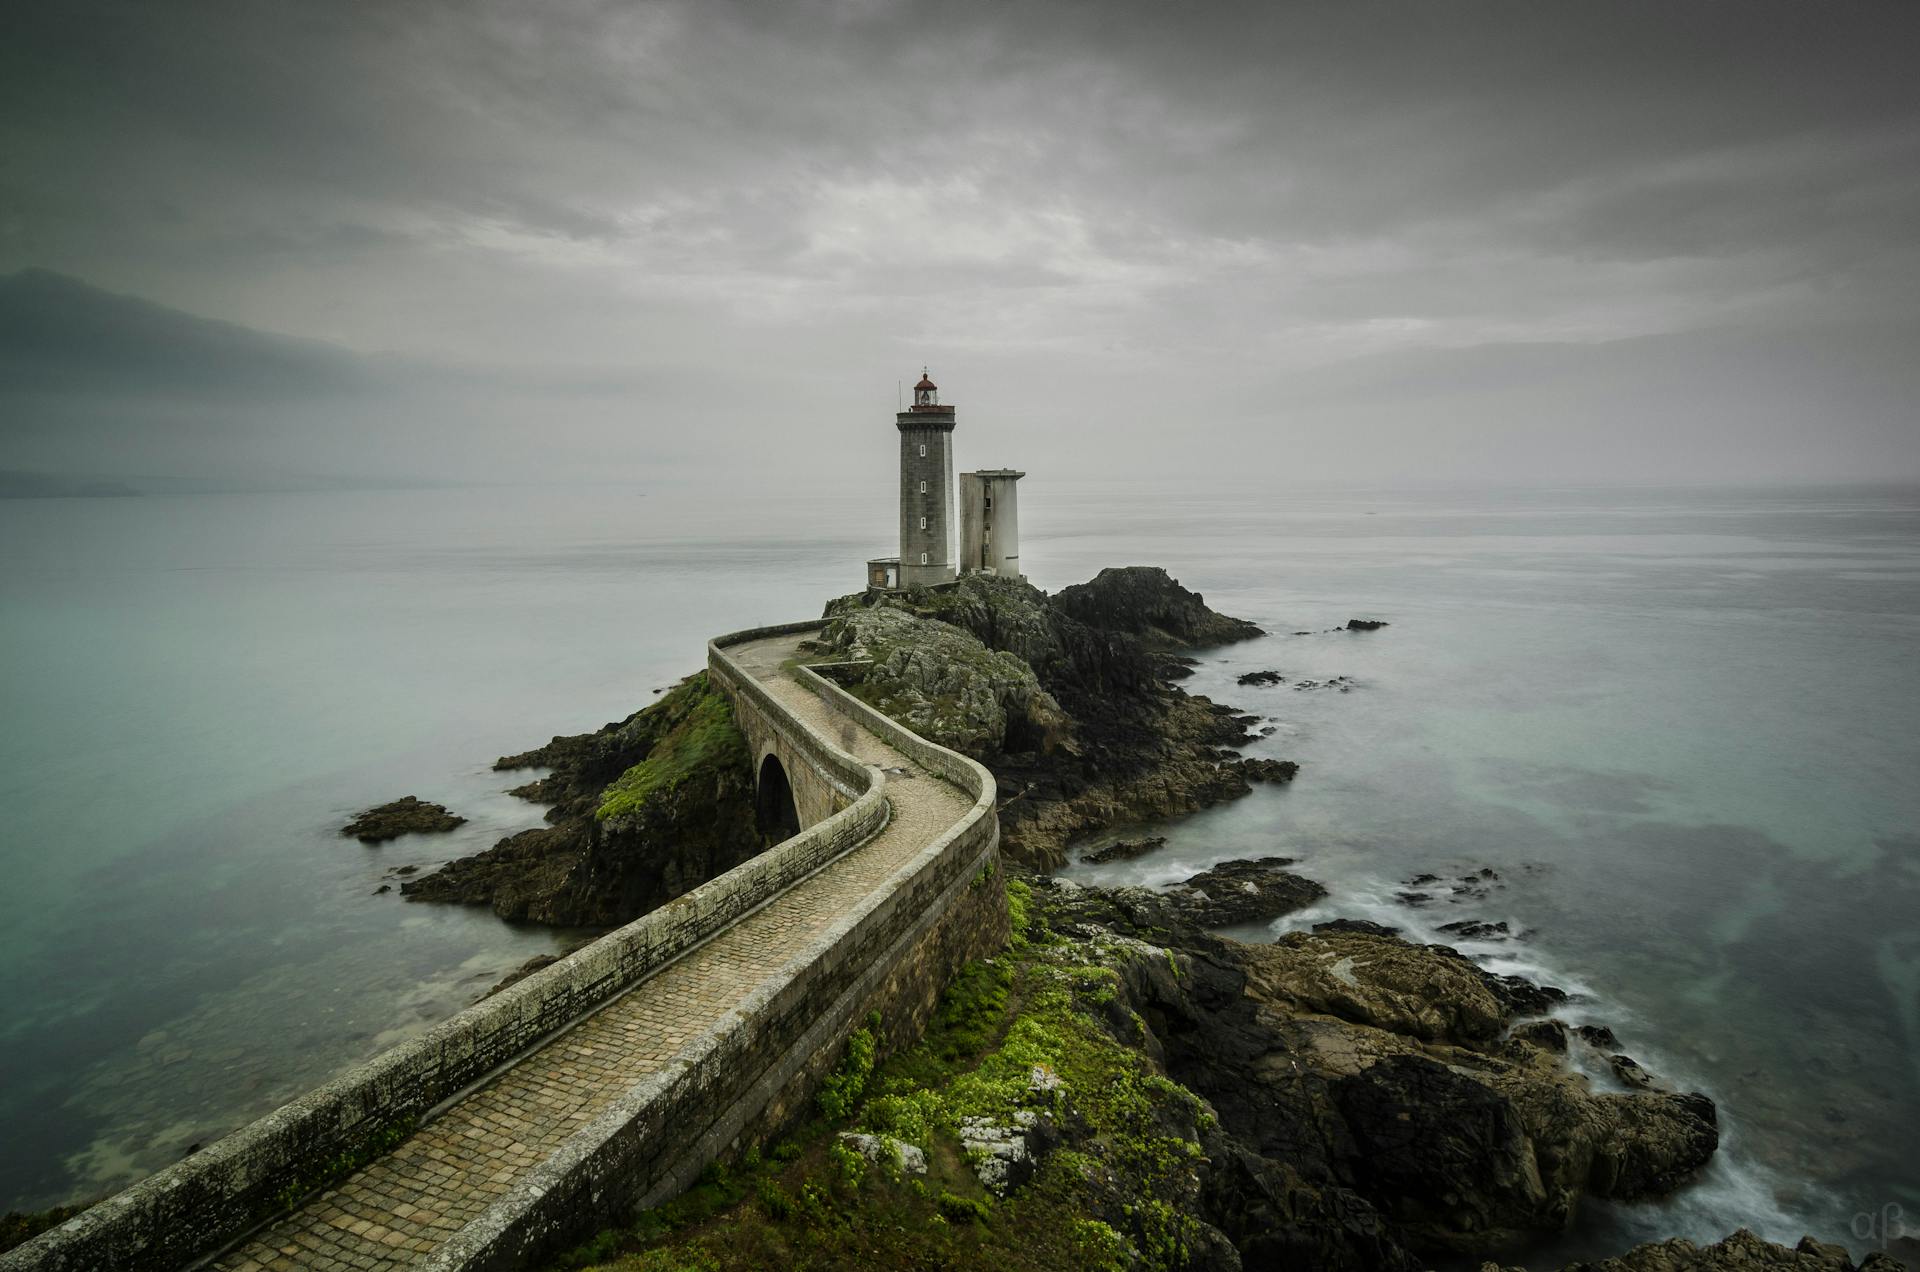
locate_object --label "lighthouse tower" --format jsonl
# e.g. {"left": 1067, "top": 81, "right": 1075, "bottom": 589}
{"left": 896, "top": 369, "right": 957, "bottom": 589}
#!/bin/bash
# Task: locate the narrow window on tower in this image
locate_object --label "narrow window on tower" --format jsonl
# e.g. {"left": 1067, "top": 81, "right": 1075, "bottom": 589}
{"left": 920, "top": 552, "right": 929, "bottom": 565}
{"left": 919, "top": 444, "right": 927, "bottom": 457}
{"left": 918, "top": 481, "right": 927, "bottom": 493}
{"left": 919, "top": 516, "right": 927, "bottom": 529}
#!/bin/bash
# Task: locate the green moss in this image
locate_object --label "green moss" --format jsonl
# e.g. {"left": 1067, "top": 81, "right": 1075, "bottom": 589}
{"left": 816, "top": 1012, "right": 881, "bottom": 1122}
{"left": 555, "top": 883, "right": 1212, "bottom": 1272}
{"left": 596, "top": 673, "right": 749, "bottom": 822}
{"left": 1005, "top": 878, "right": 1032, "bottom": 952}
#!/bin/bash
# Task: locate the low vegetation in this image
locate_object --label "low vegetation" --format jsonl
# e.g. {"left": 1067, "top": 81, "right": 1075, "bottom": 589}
{"left": 548, "top": 880, "right": 1215, "bottom": 1272}
{"left": 595, "top": 673, "right": 748, "bottom": 822}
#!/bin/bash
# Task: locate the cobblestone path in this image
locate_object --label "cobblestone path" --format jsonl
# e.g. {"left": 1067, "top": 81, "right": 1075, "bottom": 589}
{"left": 214, "top": 635, "right": 971, "bottom": 1271}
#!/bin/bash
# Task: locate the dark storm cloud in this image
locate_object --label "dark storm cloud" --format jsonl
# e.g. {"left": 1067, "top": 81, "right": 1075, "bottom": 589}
{"left": 2, "top": 0, "right": 1917, "bottom": 486}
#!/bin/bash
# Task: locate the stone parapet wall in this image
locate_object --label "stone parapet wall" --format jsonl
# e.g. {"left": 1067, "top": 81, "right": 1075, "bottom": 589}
{"left": 421, "top": 643, "right": 1004, "bottom": 1270}
{"left": 5, "top": 624, "right": 888, "bottom": 1272}
{"left": 708, "top": 623, "right": 870, "bottom": 820}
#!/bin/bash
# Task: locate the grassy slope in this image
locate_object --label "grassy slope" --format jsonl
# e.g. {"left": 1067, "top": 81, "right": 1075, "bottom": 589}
{"left": 596, "top": 673, "right": 748, "bottom": 821}
{"left": 550, "top": 879, "right": 1216, "bottom": 1272}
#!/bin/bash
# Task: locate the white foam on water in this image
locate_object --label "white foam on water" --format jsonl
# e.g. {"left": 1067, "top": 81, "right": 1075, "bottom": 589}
{"left": 1267, "top": 871, "right": 1849, "bottom": 1262}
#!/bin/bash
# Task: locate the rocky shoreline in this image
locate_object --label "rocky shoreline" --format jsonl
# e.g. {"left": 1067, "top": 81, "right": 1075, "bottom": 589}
{"left": 368, "top": 567, "right": 1899, "bottom": 1270}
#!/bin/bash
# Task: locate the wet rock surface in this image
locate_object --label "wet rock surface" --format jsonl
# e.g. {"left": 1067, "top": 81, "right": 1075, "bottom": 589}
{"left": 1033, "top": 878, "right": 1730, "bottom": 1265}
{"left": 1166, "top": 856, "right": 1330, "bottom": 926}
{"left": 1050, "top": 565, "right": 1265, "bottom": 649}
{"left": 340, "top": 796, "right": 466, "bottom": 843}
{"left": 1078, "top": 835, "right": 1166, "bottom": 865}
{"left": 1518, "top": 1228, "right": 1911, "bottom": 1271}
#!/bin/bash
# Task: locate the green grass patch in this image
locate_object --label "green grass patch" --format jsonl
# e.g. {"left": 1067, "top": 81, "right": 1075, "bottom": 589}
{"left": 596, "top": 673, "right": 749, "bottom": 821}
{"left": 550, "top": 880, "right": 1216, "bottom": 1271}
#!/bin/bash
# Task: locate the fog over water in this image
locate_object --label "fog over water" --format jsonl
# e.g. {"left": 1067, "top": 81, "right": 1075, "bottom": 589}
{"left": 2, "top": 1, "right": 1919, "bottom": 1264}
{"left": 1, "top": 481, "right": 1916, "bottom": 1266}
{"left": 4, "top": 1, "right": 1920, "bottom": 492}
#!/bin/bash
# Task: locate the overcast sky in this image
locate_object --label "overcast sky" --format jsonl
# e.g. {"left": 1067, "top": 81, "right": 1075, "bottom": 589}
{"left": 4, "top": 0, "right": 1918, "bottom": 488}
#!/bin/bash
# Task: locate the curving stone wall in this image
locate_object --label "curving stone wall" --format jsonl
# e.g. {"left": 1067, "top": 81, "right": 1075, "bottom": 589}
{"left": 4, "top": 620, "right": 1004, "bottom": 1272}
{"left": 3, "top": 625, "right": 888, "bottom": 1272}
{"left": 417, "top": 633, "right": 1005, "bottom": 1270}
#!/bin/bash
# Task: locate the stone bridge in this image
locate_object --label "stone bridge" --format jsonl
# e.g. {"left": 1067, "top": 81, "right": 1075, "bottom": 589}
{"left": 6, "top": 621, "right": 1006, "bottom": 1272}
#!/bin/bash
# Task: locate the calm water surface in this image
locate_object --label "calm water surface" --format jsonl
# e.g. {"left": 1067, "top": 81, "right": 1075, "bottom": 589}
{"left": 1, "top": 481, "right": 1915, "bottom": 1264}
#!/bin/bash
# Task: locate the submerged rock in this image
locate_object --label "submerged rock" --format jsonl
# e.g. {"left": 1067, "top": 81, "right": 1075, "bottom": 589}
{"left": 1237, "top": 669, "right": 1286, "bottom": 686}
{"left": 1313, "top": 917, "right": 1403, "bottom": 938}
{"left": 340, "top": 796, "right": 466, "bottom": 843}
{"left": 1079, "top": 835, "right": 1167, "bottom": 865}
{"left": 1437, "top": 919, "right": 1512, "bottom": 941}
{"left": 1345, "top": 618, "right": 1389, "bottom": 631}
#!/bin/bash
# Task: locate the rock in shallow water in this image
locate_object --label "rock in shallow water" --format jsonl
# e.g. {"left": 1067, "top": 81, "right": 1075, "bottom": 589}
{"left": 1079, "top": 835, "right": 1167, "bottom": 865}
{"left": 340, "top": 796, "right": 466, "bottom": 843}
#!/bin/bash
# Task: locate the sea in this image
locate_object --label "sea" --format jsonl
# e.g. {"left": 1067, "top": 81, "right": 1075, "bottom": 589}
{"left": 1, "top": 480, "right": 1915, "bottom": 1265}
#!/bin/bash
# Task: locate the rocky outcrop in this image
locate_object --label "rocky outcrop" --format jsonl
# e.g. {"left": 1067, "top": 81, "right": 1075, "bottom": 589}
{"left": 403, "top": 673, "right": 756, "bottom": 927}
{"left": 1079, "top": 835, "right": 1166, "bottom": 865}
{"left": 1038, "top": 878, "right": 1724, "bottom": 1262}
{"left": 816, "top": 600, "right": 1070, "bottom": 761}
{"left": 1058, "top": 857, "right": 1327, "bottom": 930}
{"left": 1346, "top": 618, "right": 1389, "bottom": 631}
{"left": 822, "top": 570, "right": 1292, "bottom": 868}
{"left": 1052, "top": 566, "right": 1264, "bottom": 648}
{"left": 340, "top": 796, "right": 465, "bottom": 843}
{"left": 1524, "top": 1228, "right": 1909, "bottom": 1271}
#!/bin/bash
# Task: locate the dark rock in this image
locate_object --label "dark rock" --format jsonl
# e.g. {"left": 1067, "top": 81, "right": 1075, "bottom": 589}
{"left": 1575, "top": 1024, "right": 1623, "bottom": 1051}
{"left": 1313, "top": 918, "right": 1402, "bottom": 937}
{"left": 1345, "top": 619, "right": 1389, "bottom": 631}
{"left": 1237, "top": 758, "right": 1300, "bottom": 784}
{"left": 1610, "top": 1054, "right": 1658, "bottom": 1091}
{"left": 1293, "top": 676, "right": 1357, "bottom": 692}
{"left": 373, "top": 884, "right": 390, "bottom": 895}
{"left": 1395, "top": 891, "right": 1435, "bottom": 907}
{"left": 824, "top": 571, "right": 1287, "bottom": 868}
{"left": 1039, "top": 888, "right": 1724, "bottom": 1263}
{"left": 340, "top": 796, "right": 465, "bottom": 843}
{"left": 405, "top": 672, "right": 756, "bottom": 928}
{"left": 1237, "top": 669, "right": 1285, "bottom": 686}
{"left": 1558, "top": 1228, "right": 1904, "bottom": 1270}
{"left": 1155, "top": 654, "right": 1201, "bottom": 682}
{"left": 1164, "top": 857, "right": 1329, "bottom": 926}
{"left": 1481, "top": 971, "right": 1570, "bottom": 1018}
{"left": 1052, "top": 566, "right": 1264, "bottom": 649}
{"left": 1510, "top": 1019, "right": 1568, "bottom": 1053}
{"left": 1436, "top": 919, "right": 1510, "bottom": 941}
{"left": 1406, "top": 873, "right": 1442, "bottom": 886}
{"left": 1080, "top": 836, "right": 1167, "bottom": 865}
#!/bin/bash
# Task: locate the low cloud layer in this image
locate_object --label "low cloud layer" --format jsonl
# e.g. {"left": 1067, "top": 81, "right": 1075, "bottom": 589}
{"left": 4, "top": 0, "right": 1917, "bottom": 487}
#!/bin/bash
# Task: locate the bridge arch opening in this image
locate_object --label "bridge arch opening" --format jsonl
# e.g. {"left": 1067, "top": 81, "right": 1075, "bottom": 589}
{"left": 756, "top": 753, "right": 802, "bottom": 844}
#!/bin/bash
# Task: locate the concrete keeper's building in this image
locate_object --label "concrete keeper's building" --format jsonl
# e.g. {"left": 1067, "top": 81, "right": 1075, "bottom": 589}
{"left": 867, "top": 370, "right": 1025, "bottom": 592}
